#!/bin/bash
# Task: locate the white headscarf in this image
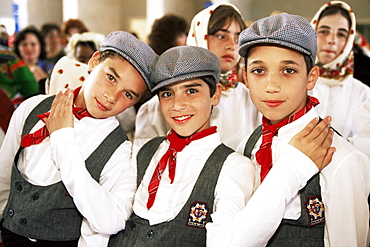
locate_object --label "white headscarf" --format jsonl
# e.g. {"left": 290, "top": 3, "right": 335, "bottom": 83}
{"left": 46, "top": 56, "right": 89, "bottom": 95}
{"left": 310, "top": 1, "right": 356, "bottom": 86}
{"left": 186, "top": 2, "right": 241, "bottom": 49}
{"left": 66, "top": 32, "right": 105, "bottom": 60}
{"left": 186, "top": 2, "right": 242, "bottom": 92}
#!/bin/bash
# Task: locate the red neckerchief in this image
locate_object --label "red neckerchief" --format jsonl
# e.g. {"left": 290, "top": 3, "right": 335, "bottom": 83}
{"left": 21, "top": 87, "right": 92, "bottom": 147}
{"left": 256, "top": 96, "right": 320, "bottom": 182}
{"left": 146, "top": 126, "right": 217, "bottom": 209}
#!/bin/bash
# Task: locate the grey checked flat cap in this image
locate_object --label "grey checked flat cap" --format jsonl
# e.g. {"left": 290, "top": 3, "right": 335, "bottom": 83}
{"left": 100, "top": 31, "right": 158, "bottom": 90}
{"left": 239, "top": 13, "right": 317, "bottom": 65}
{"left": 150, "top": 46, "right": 220, "bottom": 93}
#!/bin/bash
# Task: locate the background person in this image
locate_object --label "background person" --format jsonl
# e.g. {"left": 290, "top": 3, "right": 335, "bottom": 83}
{"left": 148, "top": 14, "right": 189, "bottom": 55}
{"left": 13, "top": 26, "right": 52, "bottom": 84}
{"left": 40, "top": 23, "right": 65, "bottom": 68}
{"left": 309, "top": 1, "right": 370, "bottom": 140}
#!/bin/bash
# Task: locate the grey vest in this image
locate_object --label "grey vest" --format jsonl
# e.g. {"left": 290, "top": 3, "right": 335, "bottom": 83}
{"left": 244, "top": 125, "right": 325, "bottom": 247}
{"left": 109, "top": 137, "right": 234, "bottom": 247}
{"left": 2, "top": 95, "right": 127, "bottom": 241}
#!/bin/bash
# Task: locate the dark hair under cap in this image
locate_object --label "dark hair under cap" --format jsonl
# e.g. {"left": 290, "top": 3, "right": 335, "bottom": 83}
{"left": 100, "top": 31, "right": 158, "bottom": 90}
{"left": 150, "top": 46, "right": 221, "bottom": 93}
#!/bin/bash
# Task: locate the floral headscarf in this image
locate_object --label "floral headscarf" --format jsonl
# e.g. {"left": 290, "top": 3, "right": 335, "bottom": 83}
{"left": 47, "top": 56, "right": 88, "bottom": 95}
{"left": 311, "top": 1, "right": 356, "bottom": 86}
{"left": 186, "top": 2, "right": 242, "bottom": 91}
{"left": 354, "top": 31, "right": 370, "bottom": 57}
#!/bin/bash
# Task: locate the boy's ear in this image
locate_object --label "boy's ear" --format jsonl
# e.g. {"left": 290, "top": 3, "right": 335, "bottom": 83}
{"left": 87, "top": 52, "right": 101, "bottom": 72}
{"left": 211, "top": 83, "right": 223, "bottom": 106}
{"left": 306, "top": 65, "right": 319, "bottom": 90}
{"left": 242, "top": 67, "right": 249, "bottom": 88}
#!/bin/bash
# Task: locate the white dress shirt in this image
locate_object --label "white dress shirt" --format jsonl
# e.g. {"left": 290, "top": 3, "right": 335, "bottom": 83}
{"left": 132, "top": 132, "right": 257, "bottom": 231}
{"left": 0, "top": 95, "right": 136, "bottom": 247}
{"left": 349, "top": 99, "right": 370, "bottom": 158}
{"left": 213, "top": 108, "right": 370, "bottom": 247}
{"left": 134, "top": 84, "right": 262, "bottom": 150}
{"left": 309, "top": 77, "right": 370, "bottom": 140}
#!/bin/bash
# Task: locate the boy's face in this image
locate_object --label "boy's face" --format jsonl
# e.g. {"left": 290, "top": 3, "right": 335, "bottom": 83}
{"left": 75, "top": 52, "right": 148, "bottom": 118}
{"left": 158, "top": 78, "right": 222, "bottom": 137}
{"left": 243, "top": 45, "right": 318, "bottom": 125}
{"left": 207, "top": 19, "right": 241, "bottom": 73}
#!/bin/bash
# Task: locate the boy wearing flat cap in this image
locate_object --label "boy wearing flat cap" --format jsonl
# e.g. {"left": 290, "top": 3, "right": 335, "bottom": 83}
{"left": 108, "top": 45, "right": 257, "bottom": 246}
{"left": 109, "top": 45, "right": 333, "bottom": 247}
{"left": 210, "top": 13, "right": 370, "bottom": 246}
{"left": 0, "top": 31, "right": 158, "bottom": 246}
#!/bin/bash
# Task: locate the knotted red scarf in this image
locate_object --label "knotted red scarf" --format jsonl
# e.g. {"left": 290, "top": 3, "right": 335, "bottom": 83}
{"left": 147, "top": 126, "right": 217, "bottom": 209}
{"left": 21, "top": 87, "right": 92, "bottom": 147}
{"left": 256, "top": 96, "right": 320, "bottom": 182}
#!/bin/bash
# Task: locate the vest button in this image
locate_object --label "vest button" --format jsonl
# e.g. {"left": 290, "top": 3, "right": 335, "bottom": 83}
{"left": 19, "top": 218, "right": 27, "bottom": 224}
{"left": 15, "top": 182, "right": 22, "bottom": 191}
{"left": 32, "top": 192, "right": 39, "bottom": 200}
{"left": 129, "top": 221, "right": 136, "bottom": 230}
{"left": 8, "top": 209, "right": 14, "bottom": 217}
{"left": 147, "top": 230, "right": 154, "bottom": 239}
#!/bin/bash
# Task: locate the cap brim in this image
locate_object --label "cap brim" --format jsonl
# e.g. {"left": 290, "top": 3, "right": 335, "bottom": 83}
{"left": 239, "top": 38, "right": 311, "bottom": 58}
{"left": 151, "top": 71, "right": 217, "bottom": 93}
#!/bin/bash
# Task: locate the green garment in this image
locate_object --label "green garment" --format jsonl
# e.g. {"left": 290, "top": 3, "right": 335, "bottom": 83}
{"left": 0, "top": 49, "right": 38, "bottom": 98}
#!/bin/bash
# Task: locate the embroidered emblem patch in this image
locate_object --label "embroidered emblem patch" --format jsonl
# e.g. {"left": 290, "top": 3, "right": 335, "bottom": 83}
{"left": 186, "top": 201, "right": 209, "bottom": 229}
{"left": 306, "top": 196, "right": 325, "bottom": 226}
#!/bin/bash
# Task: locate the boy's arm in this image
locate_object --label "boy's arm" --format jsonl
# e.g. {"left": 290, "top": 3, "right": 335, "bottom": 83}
{"left": 321, "top": 150, "right": 370, "bottom": 246}
{"left": 45, "top": 89, "right": 136, "bottom": 237}
{"left": 206, "top": 153, "right": 257, "bottom": 244}
{"left": 207, "top": 117, "right": 335, "bottom": 247}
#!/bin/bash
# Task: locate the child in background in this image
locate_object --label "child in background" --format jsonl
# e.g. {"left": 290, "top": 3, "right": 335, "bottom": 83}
{"left": 40, "top": 23, "right": 65, "bottom": 68}
{"left": 309, "top": 1, "right": 370, "bottom": 140}
{"left": 134, "top": 2, "right": 260, "bottom": 150}
{"left": 66, "top": 32, "right": 105, "bottom": 64}
{"left": 0, "top": 31, "right": 158, "bottom": 247}
{"left": 216, "top": 12, "right": 369, "bottom": 246}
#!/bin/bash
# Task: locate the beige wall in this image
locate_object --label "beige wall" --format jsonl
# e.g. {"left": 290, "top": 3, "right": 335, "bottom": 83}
{"left": 231, "top": 0, "right": 370, "bottom": 24}
{"left": 27, "top": 0, "right": 63, "bottom": 28}
{"left": 5, "top": 0, "right": 370, "bottom": 39}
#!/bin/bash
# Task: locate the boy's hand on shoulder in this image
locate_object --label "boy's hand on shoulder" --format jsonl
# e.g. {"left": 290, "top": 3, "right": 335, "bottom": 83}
{"left": 43, "top": 88, "right": 74, "bottom": 134}
{"left": 289, "top": 116, "right": 336, "bottom": 171}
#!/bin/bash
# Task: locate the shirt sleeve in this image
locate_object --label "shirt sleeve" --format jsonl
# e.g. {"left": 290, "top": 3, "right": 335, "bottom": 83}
{"left": 348, "top": 99, "right": 370, "bottom": 158}
{"left": 206, "top": 153, "right": 257, "bottom": 242}
{"left": 321, "top": 150, "right": 370, "bottom": 246}
{"left": 49, "top": 127, "right": 136, "bottom": 241}
{"left": 207, "top": 144, "right": 318, "bottom": 247}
